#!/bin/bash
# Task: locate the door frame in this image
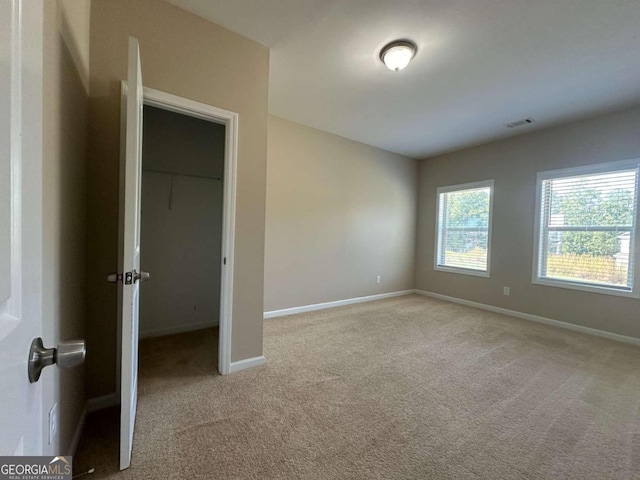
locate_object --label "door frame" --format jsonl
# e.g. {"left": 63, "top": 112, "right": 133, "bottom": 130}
{"left": 117, "top": 85, "right": 238, "bottom": 379}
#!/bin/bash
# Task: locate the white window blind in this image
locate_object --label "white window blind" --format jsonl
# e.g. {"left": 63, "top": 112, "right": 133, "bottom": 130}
{"left": 436, "top": 181, "right": 493, "bottom": 275}
{"left": 536, "top": 163, "right": 639, "bottom": 294}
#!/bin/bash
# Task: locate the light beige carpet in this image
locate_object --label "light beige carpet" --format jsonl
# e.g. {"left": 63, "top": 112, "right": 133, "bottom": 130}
{"left": 74, "top": 294, "right": 640, "bottom": 479}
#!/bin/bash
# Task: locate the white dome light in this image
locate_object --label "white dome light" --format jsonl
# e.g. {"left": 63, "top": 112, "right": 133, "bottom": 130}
{"left": 380, "top": 40, "right": 417, "bottom": 72}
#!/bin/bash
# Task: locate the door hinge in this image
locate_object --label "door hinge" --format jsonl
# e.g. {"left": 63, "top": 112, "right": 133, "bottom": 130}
{"left": 224, "top": 257, "right": 227, "bottom": 265}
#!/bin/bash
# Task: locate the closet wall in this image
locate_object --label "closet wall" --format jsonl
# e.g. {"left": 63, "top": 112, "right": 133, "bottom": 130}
{"left": 140, "top": 105, "right": 225, "bottom": 338}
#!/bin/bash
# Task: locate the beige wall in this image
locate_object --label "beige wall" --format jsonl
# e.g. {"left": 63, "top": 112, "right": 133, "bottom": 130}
{"left": 416, "top": 106, "right": 640, "bottom": 339}
{"left": 42, "top": 0, "right": 90, "bottom": 454}
{"left": 265, "top": 116, "right": 417, "bottom": 312}
{"left": 87, "top": 0, "right": 269, "bottom": 398}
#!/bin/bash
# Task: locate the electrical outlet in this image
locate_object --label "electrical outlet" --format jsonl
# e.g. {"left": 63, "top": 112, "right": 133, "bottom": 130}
{"left": 503, "top": 287, "right": 510, "bottom": 296}
{"left": 49, "top": 403, "right": 58, "bottom": 446}
{"left": 376, "top": 275, "right": 381, "bottom": 284}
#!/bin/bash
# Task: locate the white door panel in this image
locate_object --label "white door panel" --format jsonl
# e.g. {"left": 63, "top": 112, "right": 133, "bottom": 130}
{"left": 120, "top": 36, "right": 144, "bottom": 471}
{"left": 0, "top": 0, "right": 44, "bottom": 456}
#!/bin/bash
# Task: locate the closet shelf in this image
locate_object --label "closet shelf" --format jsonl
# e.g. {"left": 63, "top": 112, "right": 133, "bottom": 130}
{"left": 143, "top": 168, "right": 223, "bottom": 181}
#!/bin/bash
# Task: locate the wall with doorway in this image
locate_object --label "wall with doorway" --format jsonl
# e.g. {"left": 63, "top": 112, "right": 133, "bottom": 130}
{"left": 86, "top": 0, "right": 269, "bottom": 398}
{"left": 42, "top": 0, "right": 91, "bottom": 455}
{"left": 140, "top": 106, "right": 225, "bottom": 338}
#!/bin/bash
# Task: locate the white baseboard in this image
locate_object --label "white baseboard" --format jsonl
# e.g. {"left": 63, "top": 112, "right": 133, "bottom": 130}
{"left": 87, "top": 392, "right": 120, "bottom": 413}
{"left": 140, "top": 321, "right": 218, "bottom": 339}
{"left": 229, "top": 355, "right": 266, "bottom": 374}
{"left": 264, "top": 290, "right": 415, "bottom": 319}
{"left": 415, "top": 289, "right": 640, "bottom": 346}
{"left": 66, "top": 406, "right": 87, "bottom": 457}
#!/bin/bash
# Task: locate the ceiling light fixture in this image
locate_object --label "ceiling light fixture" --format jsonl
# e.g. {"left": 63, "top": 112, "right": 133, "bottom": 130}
{"left": 379, "top": 40, "right": 417, "bottom": 72}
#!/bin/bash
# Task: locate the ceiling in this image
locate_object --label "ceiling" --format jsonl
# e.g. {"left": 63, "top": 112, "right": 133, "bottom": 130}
{"left": 167, "top": 0, "right": 640, "bottom": 159}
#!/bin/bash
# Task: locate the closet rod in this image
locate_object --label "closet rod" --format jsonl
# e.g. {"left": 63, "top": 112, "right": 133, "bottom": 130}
{"left": 143, "top": 168, "right": 223, "bottom": 181}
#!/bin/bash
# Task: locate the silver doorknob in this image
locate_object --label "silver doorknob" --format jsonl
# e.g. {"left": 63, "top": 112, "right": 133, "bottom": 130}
{"left": 28, "top": 338, "right": 86, "bottom": 383}
{"left": 134, "top": 270, "right": 150, "bottom": 283}
{"left": 107, "top": 271, "right": 149, "bottom": 283}
{"left": 107, "top": 272, "right": 122, "bottom": 283}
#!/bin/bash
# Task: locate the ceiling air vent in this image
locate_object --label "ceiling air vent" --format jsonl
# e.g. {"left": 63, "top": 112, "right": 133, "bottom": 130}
{"left": 506, "top": 117, "right": 535, "bottom": 128}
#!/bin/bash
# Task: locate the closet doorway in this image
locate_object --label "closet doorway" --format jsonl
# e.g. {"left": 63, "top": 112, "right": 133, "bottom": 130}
{"left": 136, "top": 102, "right": 227, "bottom": 390}
{"left": 140, "top": 105, "right": 225, "bottom": 340}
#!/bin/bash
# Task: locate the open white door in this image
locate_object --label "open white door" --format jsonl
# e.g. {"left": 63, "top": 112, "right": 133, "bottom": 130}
{"left": 119, "top": 37, "right": 144, "bottom": 470}
{"left": 0, "top": 0, "right": 44, "bottom": 456}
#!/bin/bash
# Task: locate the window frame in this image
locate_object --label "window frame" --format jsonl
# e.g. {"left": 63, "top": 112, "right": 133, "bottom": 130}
{"left": 532, "top": 159, "right": 640, "bottom": 299}
{"left": 434, "top": 179, "right": 495, "bottom": 278}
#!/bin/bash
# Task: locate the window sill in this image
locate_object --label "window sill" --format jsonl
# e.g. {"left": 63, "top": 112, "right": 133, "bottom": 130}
{"left": 532, "top": 277, "right": 639, "bottom": 299}
{"left": 434, "top": 265, "right": 490, "bottom": 278}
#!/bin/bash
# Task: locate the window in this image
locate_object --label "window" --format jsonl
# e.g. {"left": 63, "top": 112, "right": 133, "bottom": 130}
{"left": 534, "top": 160, "right": 640, "bottom": 297}
{"left": 435, "top": 180, "right": 493, "bottom": 277}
